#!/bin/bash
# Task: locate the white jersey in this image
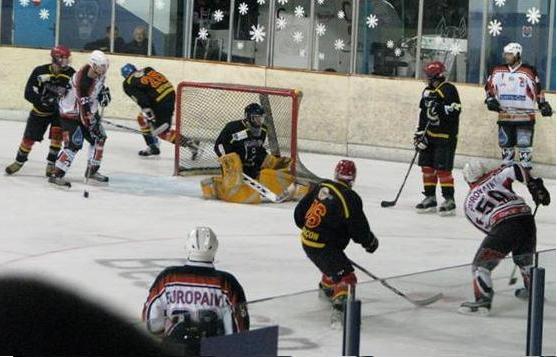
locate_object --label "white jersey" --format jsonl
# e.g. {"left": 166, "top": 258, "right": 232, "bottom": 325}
{"left": 464, "top": 165, "right": 532, "bottom": 233}
{"left": 485, "top": 63, "right": 542, "bottom": 123}
{"left": 59, "top": 64, "right": 106, "bottom": 120}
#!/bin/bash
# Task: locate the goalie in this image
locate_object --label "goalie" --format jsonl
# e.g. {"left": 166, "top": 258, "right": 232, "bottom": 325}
{"left": 201, "top": 103, "right": 302, "bottom": 204}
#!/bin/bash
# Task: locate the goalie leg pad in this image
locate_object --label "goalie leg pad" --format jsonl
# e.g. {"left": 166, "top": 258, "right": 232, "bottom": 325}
{"left": 258, "top": 169, "right": 295, "bottom": 195}
{"left": 212, "top": 176, "right": 261, "bottom": 204}
{"left": 201, "top": 177, "right": 217, "bottom": 199}
{"left": 218, "top": 153, "right": 244, "bottom": 188}
{"left": 261, "top": 155, "right": 292, "bottom": 171}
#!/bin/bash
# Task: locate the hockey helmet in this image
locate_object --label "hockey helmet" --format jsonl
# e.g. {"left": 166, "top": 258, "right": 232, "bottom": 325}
{"left": 503, "top": 42, "right": 522, "bottom": 58}
{"left": 463, "top": 161, "right": 488, "bottom": 184}
{"left": 244, "top": 103, "right": 265, "bottom": 136}
{"left": 89, "top": 50, "right": 109, "bottom": 76}
{"left": 335, "top": 159, "right": 357, "bottom": 186}
{"left": 51, "top": 45, "right": 71, "bottom": 68}
{"left": 185, "top": 227, "right": 218, "bottom": 262}
{"left": 423, "top": 61, "right": 446, "bottom": 80}
{"left": 120, "top": 63, "right": 137, "bottom": 79}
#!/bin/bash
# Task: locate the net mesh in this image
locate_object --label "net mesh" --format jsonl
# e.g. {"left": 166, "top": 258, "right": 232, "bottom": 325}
{"left": 175, "top": 82, "right": 300, "bottom": 176}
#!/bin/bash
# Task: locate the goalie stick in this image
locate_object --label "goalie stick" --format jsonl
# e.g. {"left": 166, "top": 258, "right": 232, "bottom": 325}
{"left": 351, "top": 260, "right": 443, "bottom": 306}
{"left": 242, "top": 173, "right": 292, "bottom": 203}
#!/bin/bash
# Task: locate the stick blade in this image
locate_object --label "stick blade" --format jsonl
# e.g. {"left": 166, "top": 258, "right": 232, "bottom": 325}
{"left": 410, "top": 293, "right": 443, "bottom": 306}
{"left": 381, "top": 200, "right": 396, "bottom": 208}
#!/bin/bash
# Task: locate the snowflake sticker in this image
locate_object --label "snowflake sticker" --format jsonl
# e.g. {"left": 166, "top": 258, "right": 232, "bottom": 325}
{"left": 315, "top": 23, "right": 326, "bottom": 37}
{"left": 116, "top": 0, "right": 126, "bottom": 5}
{"left": 19, "top": 0, "right": 30, "bottom": 7}
{"left": 337, "top": 10, "right": 345, "bottom": 19}
{"left": 488, "top": 19, "right": 503, "bottom": 37}
{"left": 155, "top": 0, "right": 165, "bottom": 10}
{"left": 318, "top": 52, "right": 325, "bottom": 61}
{"left": 292, "top": 31, "right": 304, "bottom": 43}
{"left": 394, "top": 48, "right": 402, "bottom": 57}
{"left": 257, "top": 0, "right": 266, "bottom": 4}
{"left": 494, "top": 0, "right": 506, "bottom": 7}
{"left": 249, "top": 24, "right": 266, "bottom": 42}
{"left": 316, "top": 0, "right": 325, "bottom": 4}
{"left": 294, "top": 6, "right": 305, "bottom": 18}
{"left": 238, "top": 3, "right": 249, "bottom": 15}
{"left": 39, "top": 8, "right": 50, "bottom": 20}
{"left": 449, "top": 42, "right": 461, "bottom": 56}
{"left": 299, "top": 49, "right": 307, "bottom": 57}
{"left": 277, "top": 0, "right": 288, "bottom": 5}
{"left": 386, "top": 40, "right": 394, "bottom": 49}
{"left": 276, "top": 17, "right": 287, "bottom": 30}
{"left": 62, "top": 0, "right": 75, "bottom": 6}
{"left": 334, "top": 39, "right": 345, "bottom": 51}
{"left": 526, "top": 7, "right": 541, "bottom": 25}
{"left": 366, "top": 14, "right": 378, "bottom": 28}
{"left": 198, "top": 28, "right": 209, "bottom": 41}
{"left": 213, "top": 10, "right": 224, "bottom": 23}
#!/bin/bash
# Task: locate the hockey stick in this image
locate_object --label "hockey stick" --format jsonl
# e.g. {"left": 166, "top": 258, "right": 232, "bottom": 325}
{"left": 509, "top": 204, "right": 540, "bottom": 285}
{"left": 242, "top": 173, "right": 292, "bottom": 203}
{"left": 350, "top": 260, "right": 443, "bottom": 306}
{"left": 381, "top": 123, "right": 431, "bottom": 208}
{"left": 102, "top": 119, "right": 200, "bottom": 151}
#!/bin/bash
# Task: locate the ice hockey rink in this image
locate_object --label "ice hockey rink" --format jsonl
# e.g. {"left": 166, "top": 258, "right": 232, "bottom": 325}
{"left": 0, "top": 118, "right": 555, "bottom": 357}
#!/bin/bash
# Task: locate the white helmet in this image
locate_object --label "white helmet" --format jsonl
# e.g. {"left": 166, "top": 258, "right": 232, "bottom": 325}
{"left": 89, "top": 50, "right": 109, "bottom": 75}
{"left": 503, "top": 42, "right": 522, "bottom": 57}
{"left": 463, "top": 161, "right": 488, "bottom": 184}
{"left": 185, "top": 227, "right": 218, "bottom": 262}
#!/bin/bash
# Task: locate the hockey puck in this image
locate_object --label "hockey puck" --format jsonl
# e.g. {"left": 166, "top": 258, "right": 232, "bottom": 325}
{"left": 83, "top": 191, "right": 89, "bottom": 198}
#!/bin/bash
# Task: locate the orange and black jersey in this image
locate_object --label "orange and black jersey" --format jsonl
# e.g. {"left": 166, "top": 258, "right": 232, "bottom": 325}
{"left": 418, "top": 81, "right": 461, "bottom": 141}
{"left": 294, "top": 179, "right": 376, "bottom": 250}
{"left": 24, "top": 64, "right": 75, "bottom": 116}
{"left": 143, "top": 262, "right": 249, "bottom": 335}
{"left": 122, "top": 67, "right": 175, "bottom": 109}
{"left": 214, "top": 119, "right": 268, "bottom": 178}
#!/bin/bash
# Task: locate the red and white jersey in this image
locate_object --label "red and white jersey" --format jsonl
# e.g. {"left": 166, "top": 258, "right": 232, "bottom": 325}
{"left": 485, "top": 63, "right": 543, "bottom": 123}
{"left": 464, "top": 165, "right": 532, "bottom": 233}
{"left": 59, "top": 64, "right": 106, "bottom": 123}
{"left": 142, "top": 261, "right": 249, "bottom": 337}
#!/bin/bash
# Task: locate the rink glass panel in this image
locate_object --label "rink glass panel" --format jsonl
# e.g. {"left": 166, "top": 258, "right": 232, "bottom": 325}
{"left": 191, "top": 0, "right": 231, "bottom": 62}
{"left": 114, "top": 0, "right": 150, "bottom": 55}
{"left": 58, "top": 0, "right": 112, "bottom": 51}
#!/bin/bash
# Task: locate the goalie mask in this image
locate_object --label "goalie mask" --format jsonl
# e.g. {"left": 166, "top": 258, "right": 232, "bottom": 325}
{"left": 244, "top": 103, "right": 265, "bottom": 137}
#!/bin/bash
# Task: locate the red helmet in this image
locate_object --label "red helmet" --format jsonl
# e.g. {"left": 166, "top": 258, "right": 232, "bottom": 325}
{"left": 423, "top": 61, "right": 446, "bottom": 79}
{"left": 51, "top": 45, "right": 71, "bottom": 68}
{"left": 335, "top": 160, "right": 356, "bottom": 185}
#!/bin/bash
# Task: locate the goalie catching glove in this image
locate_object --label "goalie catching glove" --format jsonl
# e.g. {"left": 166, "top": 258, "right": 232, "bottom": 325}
{"left": 527, "top": 177, "right": 551, "bottom": 206}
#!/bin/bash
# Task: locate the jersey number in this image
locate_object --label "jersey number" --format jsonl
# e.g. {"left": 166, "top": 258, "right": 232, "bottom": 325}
{"left": 475, "top": 190, "right": 513, "bottom": 215}
{"left": 140, "top": 70, "right": 167, "bottom": 89}
{"left": 305, "top": 200, "right": 327, "bottom": 229}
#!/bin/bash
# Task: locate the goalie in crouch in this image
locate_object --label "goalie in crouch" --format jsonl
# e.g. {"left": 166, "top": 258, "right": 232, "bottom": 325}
{"left": 201, "top": 103, "right": 303, "bottom": 204}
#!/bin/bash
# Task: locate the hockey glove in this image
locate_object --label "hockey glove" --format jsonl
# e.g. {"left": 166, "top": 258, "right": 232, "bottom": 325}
{"left": 485, "top": 97, "right": 501, "bottom": 112}
{"left": 527, "top": 177, "right": 551, "bottom": 206}
{"left": 539, "top": 101, "right": 553, "bottom": 117}
{"left": 40, "top": 93, "right": 58, "bottom": 107}
{"left": 97, "top": 86, "right": 111, "bottom": 107}
{"left": 142, "top": 108, "right": 156, "bottom": 122}
{"left": 364, "top": 237, "right": 379, "bottom": 254}
{"left": 413, "top": 130, "right": 428, "bottom": 151}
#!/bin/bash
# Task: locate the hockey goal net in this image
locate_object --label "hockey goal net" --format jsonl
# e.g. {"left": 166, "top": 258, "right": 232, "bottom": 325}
{"left": 175, "top": 81, "right": 318, "bottom": 181}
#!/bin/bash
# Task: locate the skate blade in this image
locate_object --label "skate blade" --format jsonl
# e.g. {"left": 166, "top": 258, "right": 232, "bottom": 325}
{"left": 330, "top": 310, "right": 344, "bottom": 329}
{"left": 438, "top": 210, "right": 456, "bottom": 217}
{"left": 416, "top": 207, "right": 437, "bottom": 214}
{"left": 457, "top": 306, "right": 490, "bottom": 316}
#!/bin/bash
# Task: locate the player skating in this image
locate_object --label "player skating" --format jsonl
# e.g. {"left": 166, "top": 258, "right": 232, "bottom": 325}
{"left": 294, "top": 160, "right": 378, "bottom": 319}
{"left": 459, "top": 161, "right": 550, "bottom": 315}
{"left": 5, "top": 45, "right": 75, "bottom": 177}
{"left": 49, "top": 50, "right": 111, "bottom": 187}
{"left": 201, "top": 103, "right": 304, "bottom": 203}
{"left": 414, "top": 61, "right": 462, "bottom": 216}
{"left": 143, "top": 227, "right": 249, "bottom": 355}
{"left": 120, "top": 63, "right": 198, "bottom": 158}
{"left": 484, "top": 42, "right": 553, "bottom": 169}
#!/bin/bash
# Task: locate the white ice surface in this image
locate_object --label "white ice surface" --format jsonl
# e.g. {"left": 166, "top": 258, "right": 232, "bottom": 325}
{"left": 0, "top": 119, "right": 554, "bottom": 356}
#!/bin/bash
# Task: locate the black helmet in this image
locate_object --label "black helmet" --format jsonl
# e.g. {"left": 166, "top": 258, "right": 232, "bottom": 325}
{"left": 244, "top": 103, "right": 265, "bottom": 120}
{"left": 244, "top": 103, "right": 265, "bottom": 136}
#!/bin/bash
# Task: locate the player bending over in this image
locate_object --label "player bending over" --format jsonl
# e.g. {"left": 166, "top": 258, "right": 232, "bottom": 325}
{"left": 485, "top": 42, "right": 552, "bottom": 169}
{"left": 201, "top": 103, "right": 304, "bottom": 204}
{"left": 459, "top": 161, "right": 550, "bottom": 315}
{"left": 120, "top": 63, "right": 198, "bottom": 158}
{"left": 49, "top": 50, "right": 111, "bottom": 187}
{"left": 5, "top": 45, "right": 75, "bottom": 177}
{"left": 294, "top": 160, "right": 378, "bottom": 312}
{"left": 143, "top": 227, "right": 249, "bottom": 355}
{"left": 414, "top": 61, "right": 462, "bottom": 216}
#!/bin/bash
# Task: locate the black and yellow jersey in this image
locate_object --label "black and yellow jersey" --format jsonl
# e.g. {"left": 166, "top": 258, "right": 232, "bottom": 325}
{"left": 294, "top": 179, "right": 375, "bottom": 250}
{"left": 24, "top": 64, "right": 75, "bottom": 116}
{"left": 418, "top": 81, "right": 461, "bottom": 141}
{"left": 122, "top": 66, "right": 175, "bottom": 109}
